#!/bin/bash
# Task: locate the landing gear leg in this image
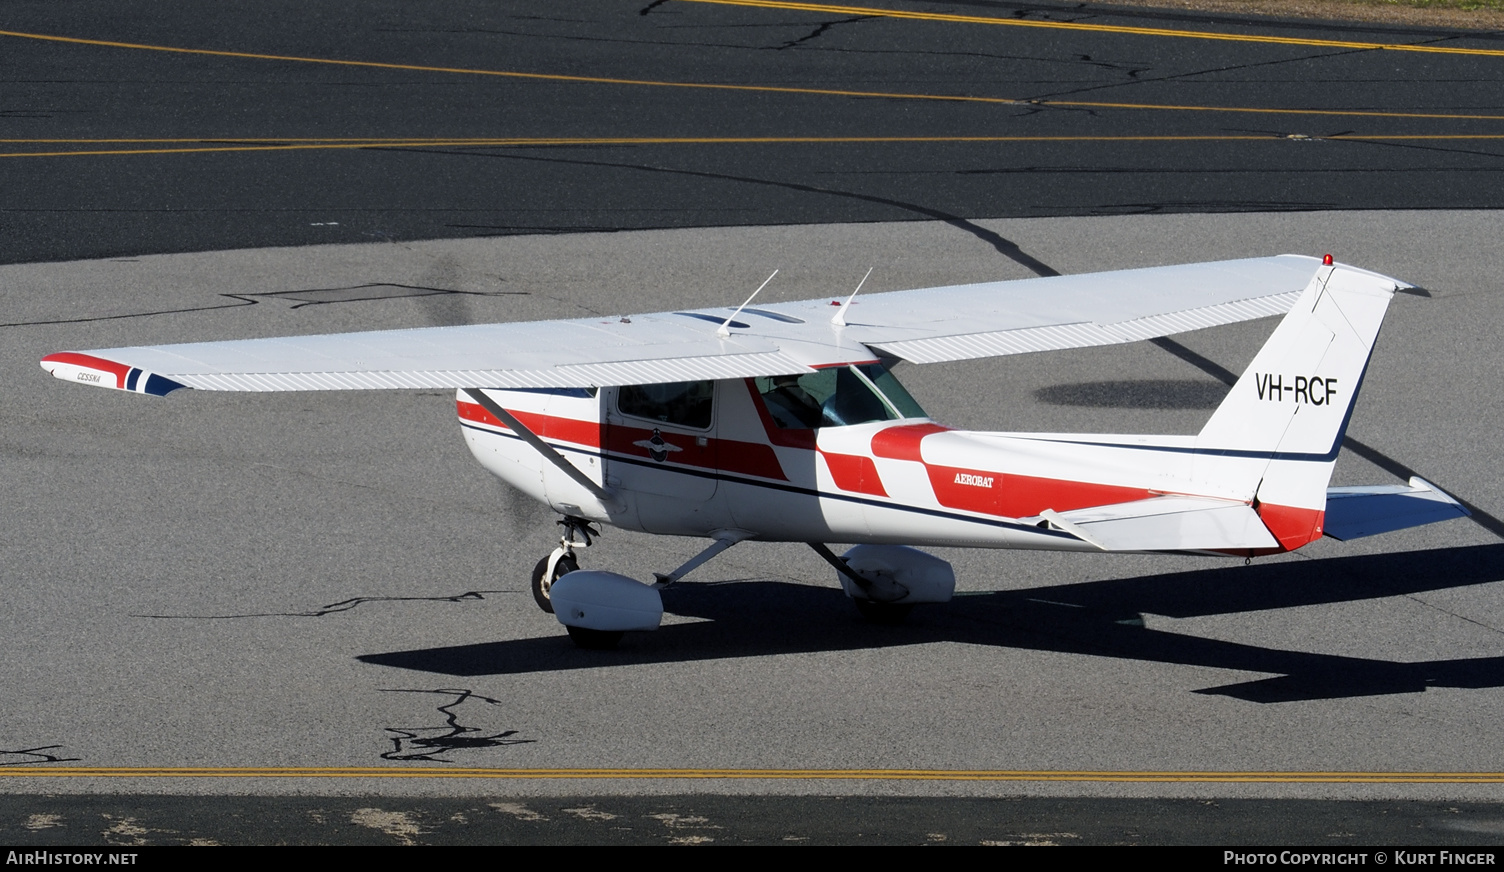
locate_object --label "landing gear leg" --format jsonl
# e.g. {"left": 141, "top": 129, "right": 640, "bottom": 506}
{"left": 808, "top": 542, "right": 914, "bottom": 625}
{"left": 531, "top": 517, "right": 598, "bottom": 614}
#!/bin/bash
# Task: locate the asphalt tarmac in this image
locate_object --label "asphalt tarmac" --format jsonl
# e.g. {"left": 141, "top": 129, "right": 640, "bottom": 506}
{"left": 6, "top": 210, "right": 1504, "bottom": 794}
{"left": 4, "top": 0, "right": 1504, "bottom": 846}
{"left": 2, "top": 0, "right": 1502, "bottom": 263}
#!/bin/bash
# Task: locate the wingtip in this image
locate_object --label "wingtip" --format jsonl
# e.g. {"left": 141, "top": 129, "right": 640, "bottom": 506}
{"left": 42, "top": 351, "right": 188, "bottom": 396}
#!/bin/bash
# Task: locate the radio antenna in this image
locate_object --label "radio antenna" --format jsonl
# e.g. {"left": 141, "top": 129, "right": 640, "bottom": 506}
{"left": 831, "top": 267, "right": 873, "bottom": 328}
{"left": 718, "top": 270, "right": 778, "bottom": 338}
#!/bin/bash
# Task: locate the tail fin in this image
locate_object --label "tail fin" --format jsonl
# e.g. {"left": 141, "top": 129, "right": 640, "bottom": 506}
{"left": 1193, "top": 260, "right": 1409, "bottom": 549}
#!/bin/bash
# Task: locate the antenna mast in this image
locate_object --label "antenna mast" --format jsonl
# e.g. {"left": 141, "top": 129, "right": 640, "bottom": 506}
{"left": 717, "top": 270, "right": 779, "bottom": 338}
{"left": 831, "top": 267, "right": 874, "bottom": 328}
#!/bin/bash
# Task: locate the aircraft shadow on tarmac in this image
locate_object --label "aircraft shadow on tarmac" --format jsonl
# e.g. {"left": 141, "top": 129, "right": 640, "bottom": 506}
{"left": 359, "top": 543, "right": 1504, "bottom": 704}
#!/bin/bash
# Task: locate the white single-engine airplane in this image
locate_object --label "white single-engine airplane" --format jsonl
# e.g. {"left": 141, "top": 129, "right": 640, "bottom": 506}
{"left": 43, "top": 254, "right": 1469, "bottom": 647}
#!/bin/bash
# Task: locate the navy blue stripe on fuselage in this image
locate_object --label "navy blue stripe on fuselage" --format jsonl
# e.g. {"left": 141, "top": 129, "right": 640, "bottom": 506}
{"left": 459, "top": 419, "right": 1080, "bottom": 541}
{"left": 1019, "top": 439, "right": 1340, "bottom": 464}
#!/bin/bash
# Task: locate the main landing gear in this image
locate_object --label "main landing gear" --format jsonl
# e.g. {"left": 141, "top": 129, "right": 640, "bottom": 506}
{"left": 809, "top": 542, "right": 955, "bottom": 623}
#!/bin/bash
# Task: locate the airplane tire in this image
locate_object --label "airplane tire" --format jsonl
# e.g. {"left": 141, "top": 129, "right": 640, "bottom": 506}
{"left": 531, "top": 554, "right": 578, "bottom": 614}
{"left": 566, "top": 625, "right": 624, "bottom": 650}
{"left": 853, "top": 598, "right": 913, "bottom": 625}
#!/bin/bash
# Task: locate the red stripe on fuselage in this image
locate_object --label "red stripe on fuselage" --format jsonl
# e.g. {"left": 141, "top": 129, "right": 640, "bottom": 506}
{"left": 926, "top": 465, "right": 1152, "bottom": 517}
{"left": 42, "top": 352, "right": 132, "bottom": 389}
{"left": 870, "top": 422, "right": 951, "bottom": 462}
{"left": 820, "top": 452, "right": 888, "bottom": 497}
{"left": 870, "top": 423, "right": 1166, "bottom": 519}
{"left": 457, "top": 400, "right": 602, "bottom": 447}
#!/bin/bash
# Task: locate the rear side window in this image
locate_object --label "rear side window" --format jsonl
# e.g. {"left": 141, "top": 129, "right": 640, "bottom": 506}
{"left": 617, "top": 381, "right": 714, "bottom": 430}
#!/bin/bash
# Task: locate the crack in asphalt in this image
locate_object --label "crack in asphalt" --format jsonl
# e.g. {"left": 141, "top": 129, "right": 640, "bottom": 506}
{"left": 770, "top": 43, "right": 1148, "bottom": 71}
{"left": 132, "top": 590, "right": 510, "bottom": 620}
{"left": 379, "top": 5, "right": 1139, "bottom": 69}
{"left": 2, "top": 295, "right": 260, "bottom": 328}
{"left": 776, "top": 15, "right": 870, "bottom": 49}
{"left": 1022, "top": 17, "right": 1502, "bottom": 105}
{"left": 8, "top": 284, "right": 525, "bottom": 328}
{"left": 1025, "top": 47, "right": 1378, "bottom": 104}
{"left": 379, "top": 688, "right": 534, "bottom": 763}
{"left": 259, "top": 283, "right": 526, "bottom": 308}
{"left": 1331, "top": 136, "right": 1504, "bottom": 163}
{"left": 0, "top": 745, "right": 81, "bottom": 766}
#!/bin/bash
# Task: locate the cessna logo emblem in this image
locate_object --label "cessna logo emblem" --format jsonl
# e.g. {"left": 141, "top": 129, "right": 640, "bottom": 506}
{"left": 633, "top": 428, "right": 684, "bottom": 463}
{"left": 1256, "top": 374, "right": 1338, "bottom": 406}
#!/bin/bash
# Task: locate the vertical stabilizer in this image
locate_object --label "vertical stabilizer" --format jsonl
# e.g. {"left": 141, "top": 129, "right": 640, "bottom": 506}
{"left": 1193, "top": 261, "right": 1405, "bottom": 549}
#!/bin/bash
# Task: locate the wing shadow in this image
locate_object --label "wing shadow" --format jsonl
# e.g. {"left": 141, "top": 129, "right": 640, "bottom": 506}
{"left": 358, "top": 543, "right": 1504, "bottom": 703}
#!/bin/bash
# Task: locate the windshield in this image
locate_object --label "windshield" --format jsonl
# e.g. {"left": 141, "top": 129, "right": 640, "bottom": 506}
{"left": 755, "top": 363, "right": 926, "bottom": 429}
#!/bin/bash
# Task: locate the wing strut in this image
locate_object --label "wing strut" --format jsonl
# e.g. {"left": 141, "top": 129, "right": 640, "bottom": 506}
{"left": 652, "top": 529, "right": 753, "bottom": 587}
{"left": 461, "top": 388, "right": 620, "bottom": 510}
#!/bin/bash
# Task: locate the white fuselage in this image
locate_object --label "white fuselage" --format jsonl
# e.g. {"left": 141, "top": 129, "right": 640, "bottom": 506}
{"left": 457, "top": 377, "right": 1306, "bottom": 554}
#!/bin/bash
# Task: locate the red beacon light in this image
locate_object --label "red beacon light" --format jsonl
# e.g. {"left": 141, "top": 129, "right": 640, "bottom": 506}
{"left": 1322, "top": 253, "right": 1334, "bottom": 265}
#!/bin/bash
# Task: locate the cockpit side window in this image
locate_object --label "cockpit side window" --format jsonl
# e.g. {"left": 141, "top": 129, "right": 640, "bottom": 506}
{"left": 861, "top": 363, "right": 926, "bottom": 420}
{"left": 617, "top": 381, "right": 714, "bottom": 430}
{"left": 754, "top": 364, "right": 927, "bottom": 429}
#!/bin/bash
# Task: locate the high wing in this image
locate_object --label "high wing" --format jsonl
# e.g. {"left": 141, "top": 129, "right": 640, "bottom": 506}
{"left": 43, "top": 255, "right": 1402, "bottom": 394}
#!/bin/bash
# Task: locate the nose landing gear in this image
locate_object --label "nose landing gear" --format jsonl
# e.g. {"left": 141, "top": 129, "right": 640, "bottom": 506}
{"left": 530, "top": 517, "right": 598, "bottom": 614}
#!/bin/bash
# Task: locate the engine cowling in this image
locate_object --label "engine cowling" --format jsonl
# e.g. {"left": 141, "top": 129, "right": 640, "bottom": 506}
{"left": 549, "top": 571, "right": 664, "bottom": 632}
{"left": 837, "top": 545, "right": 955, "bottom": 604}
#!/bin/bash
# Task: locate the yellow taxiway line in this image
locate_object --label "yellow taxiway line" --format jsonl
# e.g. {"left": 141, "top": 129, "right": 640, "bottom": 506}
{"left": 684, "top": 0, "right": 1504, "bottom": 57}
{"left": 5, "top": 767, "right": 1504, "bottom": 782}
{"left": 2, "top": 29, "right": 1502, "bottom": 125}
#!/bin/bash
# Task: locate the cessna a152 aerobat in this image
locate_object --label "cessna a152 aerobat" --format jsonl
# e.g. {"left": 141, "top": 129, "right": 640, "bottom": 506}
{"left": 43, "top": 254, "right": 1468, "bottom": 647}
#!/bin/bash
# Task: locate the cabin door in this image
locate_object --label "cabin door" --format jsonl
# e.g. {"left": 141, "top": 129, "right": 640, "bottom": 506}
{"left": 604, "top": 381, "right": 719, "bottom": 503}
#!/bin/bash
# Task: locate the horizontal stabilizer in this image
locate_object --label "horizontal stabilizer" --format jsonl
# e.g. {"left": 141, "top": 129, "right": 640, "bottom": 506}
{"left": 1323, "top": 476, "right": 1469, "bottom": 541}
{"left": 1041, "top": 495, "right": 1278, "bottom": 551}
